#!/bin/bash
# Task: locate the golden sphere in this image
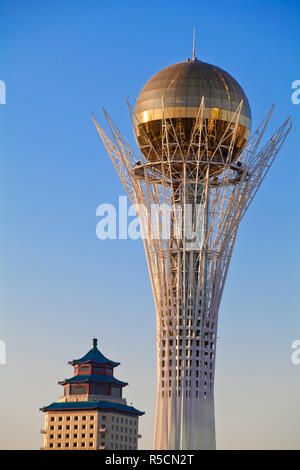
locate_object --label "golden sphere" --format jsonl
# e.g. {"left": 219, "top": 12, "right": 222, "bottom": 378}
{"left": 134, "top": 60, "right": 251, "bottom": 175}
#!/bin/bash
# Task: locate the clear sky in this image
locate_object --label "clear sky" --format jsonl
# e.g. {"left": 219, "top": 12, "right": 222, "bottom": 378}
{"left": 0, "top": 0, "right": 299, "bottom": 450}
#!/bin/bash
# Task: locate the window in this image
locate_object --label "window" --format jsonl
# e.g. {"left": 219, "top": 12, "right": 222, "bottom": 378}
{"left": 93, "top": 366, "right": 105, "bottom": 374}
{"left": 58, "top": 434, "right": 62, "bottom": 439}
{"left": 74, "top": 434, "right": 78, "bottom": 438}
{"left": 74, "top": 416, "right": 78, "bottom": 421}
{"left": 50, "top": 417, "right": 55, "bottom": 422}
{"left": 89, "top": 424, "right": 94, "bottom": 429}
{"left": 58, "top": 417, "right": 62, "bottom": 421}
{"left": 50, "top": 426, "right": 54, "bottom": 430}
{"left": 81, "top": 433, "right": 86, "bottom": 438}
{"left": 74, "top": 425, "right": 78, "bottom": 430}
{"left": 89, "top": 433, "right": 93, "bottom": 438}
{"left": 81, "top": 442, "right": 85, "bottom": 448}
{"left": 89, "top": 442, "right": 93, "bottom": 447}
{"left": 111, "top": 387, "right": 121, "bottom": 398}
{"left": 73, "top": 443, "right": 77, "bottom": 448}
{"left": 90, "top": 416, "right": 94, "bottom": 420}
{"left": 70, "top": 384, "right": 88, "bottom": 395}
{"left": 92, "top": 384, "right": 109, "bottom": 395}
{"left": 49, "top": 443, "right": 53, "bottom": 448}
{"left": 82, "top": 416, "right": 86, "bottom": 421}
{"left": 66, "top": 425, "right": 70, "bottom": 430}
{"left": 58, "top": 425, "right": 62, "bottom": 430}
{"left": 50, "top": 434, "right": 54, "bottom": 439}
{"left": 66, "top": 434, "right": 70, "bottom": 439}
{"left": 82, "top": 425, "right": 86, "bottom": 430}
{"left": 66, "top": 417, "right": 71, "bottom": 421}
{"left": 57, "top": 443, "right": 61, "bottom": 448}
{"left": 65, "top": 443, "right": 70, "bottom": 448}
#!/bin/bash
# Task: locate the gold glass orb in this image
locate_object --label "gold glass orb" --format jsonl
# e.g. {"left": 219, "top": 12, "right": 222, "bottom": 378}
{"left": 134, "top": 59, "right": 251, "bottom": 175}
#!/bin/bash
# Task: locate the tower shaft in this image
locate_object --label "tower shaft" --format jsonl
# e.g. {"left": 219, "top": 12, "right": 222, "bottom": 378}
{"left": 93, "top": 100, "right": 291, "bottom": 449}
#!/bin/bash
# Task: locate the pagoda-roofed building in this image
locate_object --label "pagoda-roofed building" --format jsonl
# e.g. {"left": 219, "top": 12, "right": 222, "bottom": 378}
{"left": 40, "top": 339, "right": 144, "bottom": 450}
{"left": 60, "top": 338, "right": 127, "bottom": 402}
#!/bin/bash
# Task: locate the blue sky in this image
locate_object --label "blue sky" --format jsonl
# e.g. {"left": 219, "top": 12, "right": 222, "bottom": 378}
{"left": 0, "top": 0, "right": 299, "bottom": 449}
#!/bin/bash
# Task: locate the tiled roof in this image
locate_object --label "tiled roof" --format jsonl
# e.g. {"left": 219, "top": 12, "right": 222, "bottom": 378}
{"left": 59, "top": 374, "right": 127, "bottom": 387}
{"left": 40, "top": 400, "right": 144, "bottom": 416}
{"left": 69, "top": 338, "right": 120, "bottom": 367}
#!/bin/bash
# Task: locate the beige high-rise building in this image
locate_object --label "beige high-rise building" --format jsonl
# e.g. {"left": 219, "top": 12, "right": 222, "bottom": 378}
{"left": 40, "top": 338, "right": 144, "bottom": 450}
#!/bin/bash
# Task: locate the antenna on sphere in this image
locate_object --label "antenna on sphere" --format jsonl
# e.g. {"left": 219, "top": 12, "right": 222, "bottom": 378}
{"left": 192, "top": 26, "right": 196, "bottom": 61}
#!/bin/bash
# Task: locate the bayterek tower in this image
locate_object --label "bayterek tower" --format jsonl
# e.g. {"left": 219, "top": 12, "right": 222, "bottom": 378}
{"left": 93, "top": 48, "right": 291, "bottom": 449}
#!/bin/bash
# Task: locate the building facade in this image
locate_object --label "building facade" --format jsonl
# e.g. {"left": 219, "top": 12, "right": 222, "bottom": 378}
{"left": 40, "top": 338, "right": 144, "bottom": 450}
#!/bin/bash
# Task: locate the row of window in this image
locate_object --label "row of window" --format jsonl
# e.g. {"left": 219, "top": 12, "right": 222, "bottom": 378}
{"left": 75, "top": 365, "right": 113, "bottom": 375}
{"left": 49, "top": 442, "right": 94, "bottom": 448}
{"left": 161, "top": 349, "right": 214, "bottom": 358}
{"left": 110, "top": 435, "right": 137, "bottom": 443}
{"left": 162, "top": 390, "right": 210, "bottom": 398}
{"left": 49, "top": 415, "right": 94, "bottom": 422}
{"left": 162, "top": 370, "right": 213, "bottom": 378}
{"left": 161, "top": 359, "right": 214, "bottom": 368}
{"left": 160, "top": 318, "right": 215, "bottom": 327}
{"left": 47, "top": 442, "right": 137, "bottom": 450}
{"left": 161, "top": 380, "right": 213, "bottom": 389}
{"left": 50, "top": 424, "right": 94, "bottom": 430}
{"left": 50, "top": 433, "right": 94, "bottom": 439}
{"left": 110, "top": 444, "right": 136, "bottom": 450}
{"left": 159, "top": 328, "right": 216, "bottom": 337}
{"left": 111, "top": 425, "right": 137, "bottom": 434}
{"left": 48, "top": 415, "right": 138, "bottom": 426}
{"left": 162, "top": 335, "right": 215, "bottom": 347}
{"left": 111, "top": 416, "right": 137, "bottom": 426}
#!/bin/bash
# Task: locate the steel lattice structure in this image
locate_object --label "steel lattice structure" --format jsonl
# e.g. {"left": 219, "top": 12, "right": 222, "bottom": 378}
{"left": 93, "top": 99, "right": 291, "bottom": 450}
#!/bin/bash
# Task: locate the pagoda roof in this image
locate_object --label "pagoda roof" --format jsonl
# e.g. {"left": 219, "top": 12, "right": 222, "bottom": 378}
{"left": 40, "top": 400, "right": 144, "bottom": 416}
{"left": 68, "top": 338, "right": 120, "bottom": 367}
{"left": 59, "top": 374, "right": 128, "bottom": 387}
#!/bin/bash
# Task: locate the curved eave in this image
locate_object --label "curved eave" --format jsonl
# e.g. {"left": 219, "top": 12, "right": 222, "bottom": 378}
{"left": 68, "top": 359, "right": 120, "bottom": 367}
{"left": 40, "top": 400, "right": 145, "bottom": 416}
{"left": 58, "top": 374, "right": 128, "bottom": 387}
